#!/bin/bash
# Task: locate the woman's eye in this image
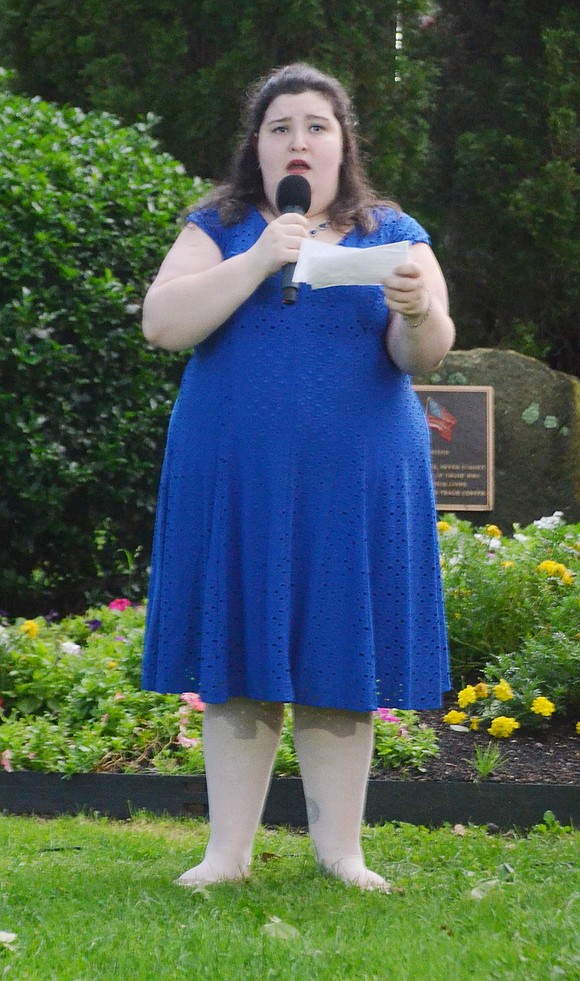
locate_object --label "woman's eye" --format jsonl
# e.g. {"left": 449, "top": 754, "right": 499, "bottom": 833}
{"left": 272, "top": 125, "right": 287, "bottom": 134}
{"left": 310, "top": 124, "right": 324, "bottom": 132}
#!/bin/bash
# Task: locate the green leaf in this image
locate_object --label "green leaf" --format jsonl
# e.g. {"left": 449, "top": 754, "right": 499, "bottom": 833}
{"left": 260, "top": 916, "right": 301, "bottom": 940}
{"left": 470, "top": 878, "right": 501, "bottom": 900}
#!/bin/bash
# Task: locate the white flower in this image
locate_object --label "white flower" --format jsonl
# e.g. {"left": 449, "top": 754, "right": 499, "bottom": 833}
{"left": 513, "top": 533, "right": 528, "bottom": 543}
{"left": 61, "top": 640, "right": 82, "bottom": 655}
{"left": 533, "top": 511, "right": 564, "bottom": 530}
{"left": 0, "top": 626, "right": 10, "bottom": 648}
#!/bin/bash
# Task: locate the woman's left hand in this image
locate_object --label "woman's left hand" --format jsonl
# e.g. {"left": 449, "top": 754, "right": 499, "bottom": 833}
{"left": 383, "top": 245, "right": 455, "bottom": 374}
{"left": 382, "top": 262, "right": 429, "bottom": 323}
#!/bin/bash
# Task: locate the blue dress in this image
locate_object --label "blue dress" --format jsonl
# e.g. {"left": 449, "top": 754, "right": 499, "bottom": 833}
{"left": 141, "top": 206, "right": 450, "bottom": 711}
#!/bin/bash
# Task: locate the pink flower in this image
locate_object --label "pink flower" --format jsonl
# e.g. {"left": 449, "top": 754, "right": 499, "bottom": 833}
{"left": 180, "top": 692, "right": 206, "bottom": 712}
{"left": 1, "top": 750, "right": 13, "bottom": 772}
{"left": 176, "top": 733, "right": 201, "bottom": 749}
{"left": 113, "top": 692, "right": 126, "bottom": 701}
{"left": 108, "top": 598, "right": 131, "bottom": 611}
{"left": 375, "top": 707, "right": 399, "bottom": 724}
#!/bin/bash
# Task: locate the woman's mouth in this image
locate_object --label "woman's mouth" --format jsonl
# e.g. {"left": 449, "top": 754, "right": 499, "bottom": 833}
{"left": 287, "top": 159, "right": 310, "bottom": 174}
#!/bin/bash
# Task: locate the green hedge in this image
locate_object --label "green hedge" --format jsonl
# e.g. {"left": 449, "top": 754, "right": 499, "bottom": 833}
{"left": 0, "top": 78, "right": 209, "bottom": 614}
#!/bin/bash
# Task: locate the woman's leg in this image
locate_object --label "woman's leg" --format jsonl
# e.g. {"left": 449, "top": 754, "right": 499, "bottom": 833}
{"left": 292, "top": 703, "right": 390, "bottom": 891}
{"left": 176, "top": 697, "right": 284, "bottom": 886}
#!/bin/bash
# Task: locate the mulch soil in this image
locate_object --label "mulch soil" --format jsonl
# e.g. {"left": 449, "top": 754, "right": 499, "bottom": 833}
{"left": 371, "top": 698, "right": 580, "bottom": 785}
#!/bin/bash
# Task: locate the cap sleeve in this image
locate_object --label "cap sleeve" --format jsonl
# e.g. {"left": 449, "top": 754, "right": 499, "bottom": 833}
{"left": 185, "top": 207, "right": 227, "bottom": 253}
{"left": 374, "top": 208, "right": 431, "bottom": 247}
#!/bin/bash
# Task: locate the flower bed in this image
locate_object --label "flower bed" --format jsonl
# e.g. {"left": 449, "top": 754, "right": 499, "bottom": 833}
{"left": 0, "top": 513, "right": 578, "bottom": 780}
{"left": 0, "top": 604, "right": 437, "bottom": 777}
{"left": 437, "top": 512, "right": 579, "bottom": 744}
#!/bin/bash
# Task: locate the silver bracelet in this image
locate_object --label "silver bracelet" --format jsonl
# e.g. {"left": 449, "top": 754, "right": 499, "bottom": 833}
{"left": 404, "top": 289, "right": 432, "bottom": 329}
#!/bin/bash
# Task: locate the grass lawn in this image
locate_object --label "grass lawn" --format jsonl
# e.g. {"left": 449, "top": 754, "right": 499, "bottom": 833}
{"left": 0, "top": 813, "right": 578, "bottom": 980}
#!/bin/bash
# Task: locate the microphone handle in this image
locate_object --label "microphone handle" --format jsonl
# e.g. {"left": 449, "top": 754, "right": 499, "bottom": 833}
{"left": 281, "top": 263, "right": 298, "bottom": 305}
{"left": 281, "top": 204, "right": 306, "bottom": 306}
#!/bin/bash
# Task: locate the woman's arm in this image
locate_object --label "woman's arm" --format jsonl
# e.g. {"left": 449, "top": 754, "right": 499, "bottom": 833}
{"left": 383, "top": 243, "right": 455, "bottom": 375}
{"left": 142, "top": 213, "right": 308, "bottom": 351}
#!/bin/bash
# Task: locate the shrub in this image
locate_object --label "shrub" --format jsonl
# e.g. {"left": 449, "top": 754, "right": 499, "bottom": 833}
{"left": 0, "top": 75, "right": 210, "bottom": 615}
{"left": 485, "top": 633, "right": 580, "bottom": 717}
{"left": 438, "top": 513, "right": 579, "bottom": 687}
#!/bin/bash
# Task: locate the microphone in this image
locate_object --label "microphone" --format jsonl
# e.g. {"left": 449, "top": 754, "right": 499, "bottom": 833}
{"left": 275, "top": 175, "right": 311, "bottom": 305}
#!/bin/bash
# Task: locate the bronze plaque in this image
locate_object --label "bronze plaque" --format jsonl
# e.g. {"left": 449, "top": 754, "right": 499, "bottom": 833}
{"left": 413, "top": 385, "right": 495, "bottom": 511}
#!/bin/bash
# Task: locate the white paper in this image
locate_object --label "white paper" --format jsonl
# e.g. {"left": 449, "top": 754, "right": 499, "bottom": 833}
{"left": 292, "top": 238, "right": 410, "bottom": 289}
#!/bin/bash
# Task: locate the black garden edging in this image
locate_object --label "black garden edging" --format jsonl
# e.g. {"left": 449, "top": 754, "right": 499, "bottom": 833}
{"left": 1, "top": 773, "right": 578, "bottom": 829}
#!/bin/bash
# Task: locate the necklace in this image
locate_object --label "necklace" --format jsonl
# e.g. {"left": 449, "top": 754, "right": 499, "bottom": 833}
{"left": 308, "top": 221, "right": 330, "bottom": 237}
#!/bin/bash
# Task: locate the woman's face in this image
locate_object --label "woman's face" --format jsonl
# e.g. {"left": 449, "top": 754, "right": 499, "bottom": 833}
{"left": 256, "top": 90, "right": 343, "bottom": 218}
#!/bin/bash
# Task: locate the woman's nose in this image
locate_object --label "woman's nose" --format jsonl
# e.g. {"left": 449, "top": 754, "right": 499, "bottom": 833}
{"left": 290, "top": 128, "right": 307, "bottom": 151}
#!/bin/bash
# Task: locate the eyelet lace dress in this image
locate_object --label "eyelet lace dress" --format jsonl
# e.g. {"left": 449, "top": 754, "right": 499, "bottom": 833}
{"left": 141, "top": 206, "right": 450, "bottom": 711}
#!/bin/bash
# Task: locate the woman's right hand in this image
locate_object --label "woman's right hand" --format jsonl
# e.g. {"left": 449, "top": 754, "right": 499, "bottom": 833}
{"left": 249, "top": 212, "right": 310, "bottom": 279}
{"left": 143, "top": 213, "right": 310, "bottom": 351}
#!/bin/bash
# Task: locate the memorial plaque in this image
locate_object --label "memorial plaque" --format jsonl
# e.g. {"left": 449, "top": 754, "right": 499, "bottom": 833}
{"left": 413, "top": 385, "right": 494, "bottom": 511}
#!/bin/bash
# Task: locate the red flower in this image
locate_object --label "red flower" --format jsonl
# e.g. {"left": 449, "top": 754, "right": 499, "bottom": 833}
{"left": 180, "top": 692, "right": 206, "bottom": 712}
{"left": 108, "top": 598, "right": 131, "bottom": 611}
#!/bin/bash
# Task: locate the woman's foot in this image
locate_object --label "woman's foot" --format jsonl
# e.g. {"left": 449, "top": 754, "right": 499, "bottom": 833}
{"left": 321, "top": 856, "right": 392, "bottom": 892}
{"left": 175, "top": 860, "right": 250, "bottom": 889}
{"left": 175, "top": 854, "right": 250, "bottom": 887}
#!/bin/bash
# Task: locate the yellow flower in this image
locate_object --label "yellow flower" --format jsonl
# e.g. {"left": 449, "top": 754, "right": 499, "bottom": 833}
{"left": 474, "top": 682, "right": 490, "bottom": 699}
{"left": 576, "top": 722, "right": 580, "bottom": 736}
{"left": 488, "top": 716, "right": 521, "bottom": 738}
{"left": 485, "top": 524, "right": 502, "bottom": 538}
{"left": 537, "top": 560, "right": 559, "bottom": 575}
{"left": 531, "top": 696, "right": 555, "bottom": 718}
{"left": 493, "top": 679, "right": 514, "bottom": 702}
{"left": 106, "top": 660, "right": 119, "bottom": 669}
{"left": 19, "top": 619, "right": 39, "bottom": 639}
{"left": 536, "top": 560, "right": 574, "bottom": 585}
{"left": 443, "top": 710, "right": 467, "bottom": 725}
{"left": 501, "top": 560, "right": 515, "bottom": 569}
{"left": 437, "top": 520, "right": 452, "bottom": 533}
{"left": 458, "top": 685, "right": 477, "bottom": 708}
{"left": 470, "top": 718, "right": 480, "bottom": 731}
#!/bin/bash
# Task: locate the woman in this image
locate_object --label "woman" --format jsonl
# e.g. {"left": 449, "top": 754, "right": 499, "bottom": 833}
{"left": 141, "top": 63, "right": 454, "bottom": 892}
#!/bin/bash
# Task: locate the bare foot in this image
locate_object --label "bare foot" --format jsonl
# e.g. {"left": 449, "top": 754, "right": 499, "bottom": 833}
{"left": 175, "top": 857, "right": 250, "bottom": 888}
{"left": 322, "top": 857, "right": 392, "bottom": 892}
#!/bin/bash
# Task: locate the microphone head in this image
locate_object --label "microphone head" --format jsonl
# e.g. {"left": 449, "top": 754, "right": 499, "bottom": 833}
{"left": 276, "top": 174, "right": 311, "bottom": 214}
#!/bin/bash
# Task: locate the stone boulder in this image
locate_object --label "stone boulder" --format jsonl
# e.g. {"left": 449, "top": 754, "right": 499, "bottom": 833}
{"left": 415, "top": 348, "right": 580, "bottom": 530}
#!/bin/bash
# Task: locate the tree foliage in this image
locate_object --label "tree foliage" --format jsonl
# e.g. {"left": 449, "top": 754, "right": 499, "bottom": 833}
{"left": 1, "top": 2, "right": 576, "bottom": 374}
{"left": 424, "top": 1, "right": 579, "bottom": 374}
{"left": 0, "top": 0, "right": 435, "bottom": 206}
{"left": 0, "top": 78, "right": 209, "bottom": 614}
